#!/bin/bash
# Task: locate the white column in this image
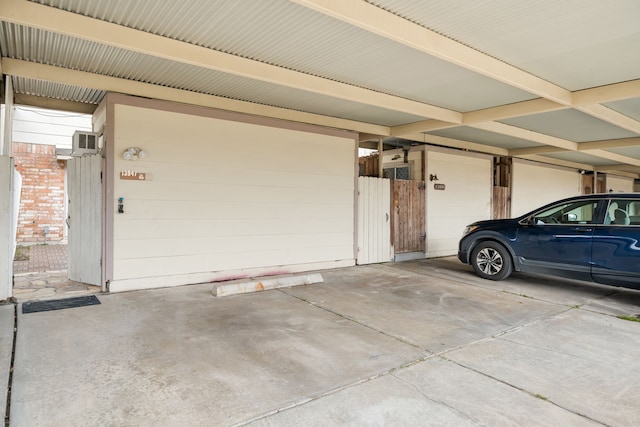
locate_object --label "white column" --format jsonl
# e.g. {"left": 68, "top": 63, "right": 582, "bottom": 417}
{"left": 0, "top": 77, "right": 15, "bottom": 300}
{"left": 2, "top": 77, "right": 13, "bottom": 156}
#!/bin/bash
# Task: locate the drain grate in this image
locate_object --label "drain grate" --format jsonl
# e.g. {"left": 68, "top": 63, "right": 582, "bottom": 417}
{"left": 22, "top": 295, "right": 101, "bottom": 314}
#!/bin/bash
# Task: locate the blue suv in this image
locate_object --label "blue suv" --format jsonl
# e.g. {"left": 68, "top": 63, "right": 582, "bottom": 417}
{"left": 458, "top": 193, "right": 640, "bottom": 289}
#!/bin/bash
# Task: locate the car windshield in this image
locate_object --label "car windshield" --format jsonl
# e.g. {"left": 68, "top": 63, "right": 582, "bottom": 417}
{"left": 529, "top": 200, "right": 598, "bottom": 225}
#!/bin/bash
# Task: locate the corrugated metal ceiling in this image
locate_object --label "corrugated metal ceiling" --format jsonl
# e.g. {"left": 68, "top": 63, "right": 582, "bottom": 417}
{"left": 1, "top": 0, "right": 639, "bottom": 176}
{"left": 24, "top": 0, "right": 538, "bottom": 112}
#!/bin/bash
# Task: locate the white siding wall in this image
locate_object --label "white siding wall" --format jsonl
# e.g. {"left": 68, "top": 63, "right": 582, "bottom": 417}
{"left": 426, "top": 148, "right": 492, "bottom": 257}
{"left": 606, "top": 175, "right": 634, "bottom": 193}
{"left": 12, "top": 106, "right": 91, "bottom": 148}
{"left": 512, "top": 160, "right": 580, "bottom": 217}
{"left": 109, "top": 104, "right": 356, "bottom": 292}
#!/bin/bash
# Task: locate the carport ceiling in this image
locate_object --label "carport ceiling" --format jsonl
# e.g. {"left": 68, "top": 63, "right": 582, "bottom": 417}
{"left": 1, "top": 0, "right": 640, "bottom": 178}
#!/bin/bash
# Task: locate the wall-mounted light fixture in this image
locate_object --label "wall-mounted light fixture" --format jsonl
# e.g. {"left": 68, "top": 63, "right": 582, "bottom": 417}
{"left": 122, "top": 147, "right": 147, "bottom": 160}
{"left": 429, "top": 174, "right": 439, "bottom": 182}
{"left": 391, "top": 154, "right": 401, "bottom": 160}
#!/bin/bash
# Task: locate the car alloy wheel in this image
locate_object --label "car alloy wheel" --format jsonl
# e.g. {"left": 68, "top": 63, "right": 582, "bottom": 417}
{"left": 477, "top": 247, "right": 503, "bottom": 275}
{"left": 470, "top": 241, "right": 513, "bottom": 281}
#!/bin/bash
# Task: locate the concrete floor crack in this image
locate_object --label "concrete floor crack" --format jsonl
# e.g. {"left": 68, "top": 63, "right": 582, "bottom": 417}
{"left": 390, "top": 372, "right": 482, "bottom": 425}
{"left": 440, "top": 355, "right": 607, "bottom": 426}
{"left": 279, "top": 289, "right": 424, "bottom": 350}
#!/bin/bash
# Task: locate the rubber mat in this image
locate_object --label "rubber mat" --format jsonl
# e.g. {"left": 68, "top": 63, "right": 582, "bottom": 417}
{"left": 22, "top": 295, "right": 101, "bottom": 314}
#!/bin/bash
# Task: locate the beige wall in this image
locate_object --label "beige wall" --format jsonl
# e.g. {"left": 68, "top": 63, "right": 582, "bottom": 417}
{"left": 426, "top": 148, "right": 492, "bottom": 257}
{"left": 108, "top": 101, "right": 356, "bottom": 292}
{"left": 512, "top": 160, "right": 580, "bottom": 217}
{"left": 606, "top": 175, "right": 634, "bottom": 193}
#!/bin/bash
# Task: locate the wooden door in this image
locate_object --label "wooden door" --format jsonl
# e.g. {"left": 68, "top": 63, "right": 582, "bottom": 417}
{"left": 67, "top": 154, "right": 102, "bottom": 286}
{"left": 391, "top": 180, "right": 425, "bottom": 253}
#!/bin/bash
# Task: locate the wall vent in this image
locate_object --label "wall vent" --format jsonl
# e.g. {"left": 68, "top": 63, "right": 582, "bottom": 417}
{"left": 71, "top": 131, "right": 99, "bottom": 156}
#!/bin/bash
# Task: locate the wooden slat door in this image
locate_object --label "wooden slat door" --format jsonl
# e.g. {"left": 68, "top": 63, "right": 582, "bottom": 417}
{"left": 67, "top": 154, "right": 102, "bottom": 286}
{"left": 391, "top": 180, "right": 425, "bottom": 253}
{"left": 357, "top": 177, "right": 392, "bottom": 264}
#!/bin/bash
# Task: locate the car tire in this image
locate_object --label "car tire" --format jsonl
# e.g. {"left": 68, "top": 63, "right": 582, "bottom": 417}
{"left": 470, "top": 241, "right": 513, "bottom": 281}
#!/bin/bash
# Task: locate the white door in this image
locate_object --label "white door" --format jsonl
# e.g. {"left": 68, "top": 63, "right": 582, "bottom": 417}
{"left": 67, "top": 154, "right": 102, "bottom": 286}
{"left": 357, "top": 176, "right": 392, "bottom": 264}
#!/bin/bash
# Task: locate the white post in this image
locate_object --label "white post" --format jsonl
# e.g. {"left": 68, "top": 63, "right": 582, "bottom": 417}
{"left": 0, "top": 157, "right": 13, "bottom": 300}
{"left": 0, "top": 77, "right": 15, "bottom": 300}
{"left": 378, "top": 137, "right": 383, "bottom": 178}
{"left": 2, "top": 77, "right": 13, "bottom": 156}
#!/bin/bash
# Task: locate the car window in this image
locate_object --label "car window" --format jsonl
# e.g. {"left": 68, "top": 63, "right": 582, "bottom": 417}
{"left": 606, "top": 199, "right": 640, "bottom": 226}
{"left": 531, "top": 200, "right": 598, "bottom": 225}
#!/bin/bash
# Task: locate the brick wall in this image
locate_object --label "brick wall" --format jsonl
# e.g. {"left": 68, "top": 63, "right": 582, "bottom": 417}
{"left": 12, "top": 142, "right": 67, "bottom": 243}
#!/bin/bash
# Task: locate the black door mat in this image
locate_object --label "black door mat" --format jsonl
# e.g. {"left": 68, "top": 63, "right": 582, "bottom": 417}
{"left": 22, "top": 295, "right": 101, "bottom": 314}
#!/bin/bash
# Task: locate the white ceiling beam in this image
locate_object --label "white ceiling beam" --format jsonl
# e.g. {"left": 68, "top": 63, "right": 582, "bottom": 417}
{"left": 2, "top": 59, "right": 390, "bottom": 135}
{"left": 391, "top": 120, "right": 459, "bottom": 136}
{"left": 581, "top": 149, "right": 640, "bottom": 167}
{"left": 401, "top": 132, "right": 509, "bottom": 156}
{"left": 470, "top": 122, "right": 578, "bottom": 151}
{"left": 578, "top": 137, "right": 640, "bottom": 150}
{"left": 574, "top": 104, "right": 640, "bottom": 134}
{"left": 292, "top": 0, "right": 572, "bottom": 105}
{"left": 510, "top": 137, "right": 640, "bottom": 156}
{"left": 573, "top": 79, "right": 640, "bottom": 105}
{"left": 391, "top": 98, "right": 569, "bottom": 136}
{"left": 463, "top": 98, "right": 568, "bottom": 124}
{"left": 13, "top": 93, "right": 97, "bottom": 114}
{"left": 516, "top": 154, "right": 593, "bottom": 171}
{"left": 594, "top": 166, "right": 640, "bottom": 178}
{"left": 0, "top": 0, "right": 461, "bottom": 123}
{"left": 509, "top": 146, "right": 567, "bottom": 156}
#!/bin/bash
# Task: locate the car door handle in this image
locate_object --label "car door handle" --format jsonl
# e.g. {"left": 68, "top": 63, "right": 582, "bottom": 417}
{"left": 572, "top": 228, "right": 593, "bottom": 232}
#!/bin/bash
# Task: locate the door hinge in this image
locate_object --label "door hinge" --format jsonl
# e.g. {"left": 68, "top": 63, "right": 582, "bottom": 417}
{"left": 420, "top": 232, "right": 426, "bottom": 240}
{"left": 418, "top": 182, "right": 426, "bottom": 190}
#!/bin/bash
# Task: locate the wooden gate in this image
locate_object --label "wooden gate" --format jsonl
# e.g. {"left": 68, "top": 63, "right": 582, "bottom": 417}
{"left": 357, "top": 177, "right": 392, "bottom": 264}
{"left": 67, "top": 154, "right": 102, "bottom": 286}
{"left": 391, "top": 180, "right": 425, "bottom": 253}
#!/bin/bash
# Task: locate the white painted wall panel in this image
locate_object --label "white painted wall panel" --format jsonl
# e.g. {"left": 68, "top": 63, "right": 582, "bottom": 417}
{"left": 606, "top": 175, "right": 634, "bottom": 193}
{"left": 110, "top": 104, "right": 355, "bottom": 289}
{"left": 12, "top": 106, "right": 91, "bottom": 148}
{"left": 512, "top": 160, "right": 580, "bottom": 217}
{"left": 426, "top": 149, "right": 492, "bottom": 258}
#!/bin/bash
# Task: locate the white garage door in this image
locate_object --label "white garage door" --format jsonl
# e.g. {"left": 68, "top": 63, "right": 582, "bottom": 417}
{"left": 108, "top": 101, "right": 356, "bottom": 292}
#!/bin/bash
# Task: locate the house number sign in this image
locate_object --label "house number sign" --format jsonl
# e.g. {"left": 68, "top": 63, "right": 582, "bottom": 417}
{"left": 120, "top": 170, "right": 146, "bottom": 180}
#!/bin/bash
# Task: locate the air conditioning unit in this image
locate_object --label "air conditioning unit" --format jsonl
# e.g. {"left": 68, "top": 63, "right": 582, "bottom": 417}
{"left": 71, "top": 131, "right": 100, "bottom": 156}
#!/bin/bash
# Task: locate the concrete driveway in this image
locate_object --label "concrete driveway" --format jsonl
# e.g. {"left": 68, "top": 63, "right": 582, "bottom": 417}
{"left": 3, "top": 257, "right": 640, "bottom": 426}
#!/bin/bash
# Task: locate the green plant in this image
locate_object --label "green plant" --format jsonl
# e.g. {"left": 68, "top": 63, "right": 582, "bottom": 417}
{"left": 617, "top": 315, "right": 640, "bottom": 323}
{"left": 14, "top": 246, "right": 30, "bottom": 261}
